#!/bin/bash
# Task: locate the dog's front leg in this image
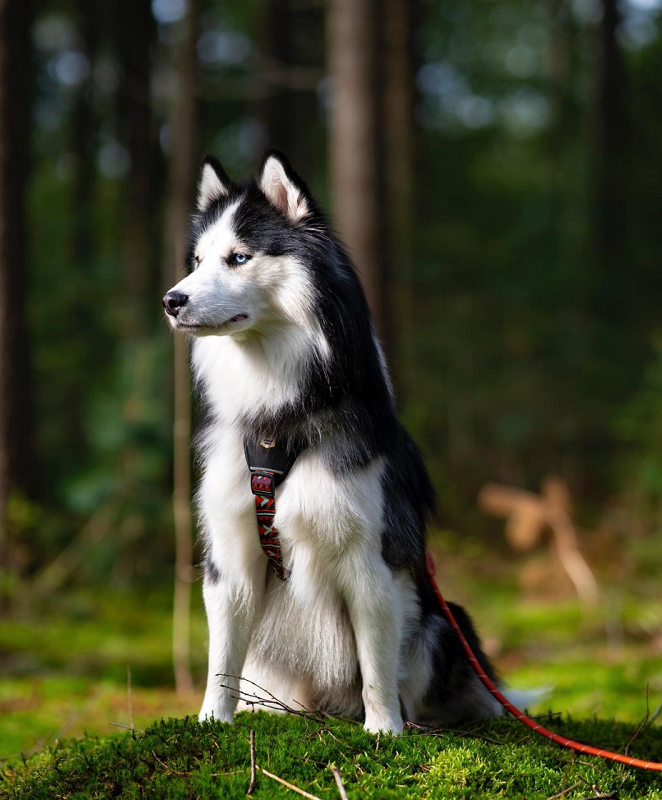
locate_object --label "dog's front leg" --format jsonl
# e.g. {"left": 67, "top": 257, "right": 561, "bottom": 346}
{"left": 199, "top": 559, "right": 265, "bottom": 723}
{"left": 339, "top": 558, "right": 404, "bottom": 735}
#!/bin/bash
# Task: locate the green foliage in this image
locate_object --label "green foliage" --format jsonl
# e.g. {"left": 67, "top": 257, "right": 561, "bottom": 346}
{"left": 20, "top": 0, "right": 662, "bottom": 581}
{"left": 2, "top": 713, "right": 662, "bottom": 799}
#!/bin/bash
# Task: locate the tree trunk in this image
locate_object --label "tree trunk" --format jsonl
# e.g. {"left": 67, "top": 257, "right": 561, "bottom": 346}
{"left": 261, "top": 0, "right": 296, "bottom": 156}
{"left": 166, "top": 0, "right": 201, "bottom": 696}
{"left": 384, "top": 0, "right": 416, "bottom": 386}
{"left": 260, "top": 0, "right": 323, "bottom": 178}
{"left": 546, "top": 0, "right": 572, "bottom": 245}
{"left": 60, "top": 0, "right": 100, "bottom": 469}
{"left": 595, "top": 0, "right": 627, "bottom": 303}
{"left": 327, "top": 0, "right": 390, "bottom": 353}
{"left": 0, "top": 0, "right": 34, "bottom": 551}
{"left": 72, "top": 0, "right": 98, "bottom": 269}
{"left": 115, "top": 0, "right": 161, "bottom": 336}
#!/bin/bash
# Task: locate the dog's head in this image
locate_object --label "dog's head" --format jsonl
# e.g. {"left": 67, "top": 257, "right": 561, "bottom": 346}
{"left": 162, "top": 151, "right": 323, "bottom": 338}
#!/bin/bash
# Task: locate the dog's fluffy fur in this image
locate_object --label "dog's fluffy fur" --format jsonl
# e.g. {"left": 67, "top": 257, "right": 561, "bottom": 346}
{"left": 163, "top": 151, "right": 502, "bottom": 734}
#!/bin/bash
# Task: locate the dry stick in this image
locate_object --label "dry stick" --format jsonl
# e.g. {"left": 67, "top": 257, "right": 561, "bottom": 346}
{"left": 152, "top": 750, "right": 242, "bottom": 779}
{"left": 218, "top": 673, "right": 310, "bottom": 712}
{"left": 413, "top": 725, "right": 510, "bottom": 746}
{"left": 573, "top": 794, "right": 619, "bottom": 800}
{"left": 126, "top": 665, "right": 134, "bottom": 731}
{"left": 330, "top": 765, "right": 349, "bottom": 800}
{"left": 625, "top": 685, "right": 649, "bottom": 757}
{"left": 544, "top": 782, "right": 582, "bottom": 800}
{"left": 222, "top": 685, "right": 316, "bottom": 720}
{"left": 110, "top": 722, "right": 144, "bottom": 733}
{"left": 649, "top": 700, "right": 662, "bottom": 725}
{"left": 216, "top": 674, "right": 325, "bottom": 723}
{"left": 247, "top": 730, "right": 256, "bottom": 796}
{"left": 257, "top": 765, "right": 323, "bottom": 800}
{"left": 310, "top": 728, "right": 355, "bottom": 751}
{"left": 152, "top": 750, "right": 191, "bottom": 776}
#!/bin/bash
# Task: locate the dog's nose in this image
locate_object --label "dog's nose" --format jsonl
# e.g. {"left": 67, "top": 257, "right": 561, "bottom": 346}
{"left": 162, "top": 291, "right": 188, "bottom": 317}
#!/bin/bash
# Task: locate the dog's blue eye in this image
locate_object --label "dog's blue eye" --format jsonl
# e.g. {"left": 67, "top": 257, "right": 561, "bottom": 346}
{"left": 229, "top": 252, "right": 250, "bottom": 265}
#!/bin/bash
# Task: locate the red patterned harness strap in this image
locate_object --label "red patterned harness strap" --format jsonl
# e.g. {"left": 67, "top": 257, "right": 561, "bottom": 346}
{"left": 245, "top": 436, "right": 302, "bottom": 582}
{"left": 249, "top": 468, "right": 290, "bottom": 581}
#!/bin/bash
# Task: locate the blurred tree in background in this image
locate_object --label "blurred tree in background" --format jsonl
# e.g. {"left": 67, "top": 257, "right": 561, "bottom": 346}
{"left": 0, "top": 0, "right": 661, "bottom": 599}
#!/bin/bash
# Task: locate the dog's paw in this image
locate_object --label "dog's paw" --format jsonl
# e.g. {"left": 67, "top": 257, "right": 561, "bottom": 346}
{"left": 364, "top": 712, "right": 404, "bottom": 736}
{"left": 198, "top": 704, "right": 234, "bottom": 725}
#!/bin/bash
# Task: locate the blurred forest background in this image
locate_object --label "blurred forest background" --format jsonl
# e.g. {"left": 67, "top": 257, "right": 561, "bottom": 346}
{"left": 1, "top": 0, "right": 661, "bottom": 760}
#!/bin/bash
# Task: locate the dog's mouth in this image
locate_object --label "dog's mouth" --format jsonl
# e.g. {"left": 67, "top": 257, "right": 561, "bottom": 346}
{"left": 175, "top": 313, "right": 249, "bottom": 330}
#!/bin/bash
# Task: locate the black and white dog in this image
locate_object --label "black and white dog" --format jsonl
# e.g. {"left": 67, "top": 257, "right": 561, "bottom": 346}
{"left": 163, "top": 152, "right": 504, "bottom": 734}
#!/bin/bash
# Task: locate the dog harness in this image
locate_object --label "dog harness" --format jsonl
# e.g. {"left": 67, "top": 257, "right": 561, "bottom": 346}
{"left": 244, "top": 436, "right": 301, "bottom": 581}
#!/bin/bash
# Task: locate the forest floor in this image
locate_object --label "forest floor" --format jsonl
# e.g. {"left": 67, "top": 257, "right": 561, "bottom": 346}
{"left": 2, "top": 712, "right": 662, "bottom": 799}
{"left": 0, "top": 534, "right": 660, "bottom": 796}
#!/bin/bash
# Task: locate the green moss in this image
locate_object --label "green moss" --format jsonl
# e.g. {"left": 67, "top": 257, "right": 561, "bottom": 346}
{"left": 2, "top": 713, "right": 661, "bottom": 800}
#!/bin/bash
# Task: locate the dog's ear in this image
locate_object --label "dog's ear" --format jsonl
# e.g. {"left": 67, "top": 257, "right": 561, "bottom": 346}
{"left": 258, "top": 151, "right": 310, "bottom": 223}
{"left": 197, "top": 156, "right": 232, "bottom": 212}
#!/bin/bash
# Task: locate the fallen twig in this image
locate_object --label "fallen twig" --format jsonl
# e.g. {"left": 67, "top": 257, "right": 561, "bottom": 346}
{"left": 306, "top": 727, "right": 355, "bottom": 751}
{"left": 216, "top": 674, "right": 325, "bottom": 723}
{"left": 258, "top": 765, "right": 322, "bottom": 800}
{"left": 411, "top": 724, "right": 510, "bottom": 746}
{"left": 247, "top": 730, "right": 256, "bottom": 795}
{"left": 544, "top": 782, "right": 582, "bottom": 800}
{"left": 151, "top": 751, "right": 242, "bottom": 779}
{"left": 625, "top": 686, "right": 649, "bottom": 757}
{"left": 573, "top": 794, "right": 618, "bottom": 800}
{"left": 152, "top": 750, "right": 191, "bottom": 776}
{"left": 649, "top": 700, "right": 662, "bottom": 725}
{"left": 330, "top": 765, "right": 349, "bottom": 800}
{"left": 110, "top": 722, "right": 144, "bottom": 733}
{"left": 126, "top": 665, "right": 134, "bottom": 732}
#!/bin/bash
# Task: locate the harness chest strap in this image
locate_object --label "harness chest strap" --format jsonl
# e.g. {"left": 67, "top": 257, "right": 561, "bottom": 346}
{"left": 249, "top": 468, "right": 289, "bottom": 581}
{"left": 245, "top": 436, "right": 301, "bottom": 581}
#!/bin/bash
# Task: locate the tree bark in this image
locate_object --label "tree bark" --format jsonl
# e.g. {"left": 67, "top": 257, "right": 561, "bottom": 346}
{"left": 72, "top": 0, "right": 98, "bottom": 270}
{"left": 327, "top": 0, "right": 390, "bottom": 352}
{"left": 384, "top": 0, "right": 416, "bottom": 384}
{"left": 546, "top": 0, "right": 572, "bottom": 243}
{"left": 384, "top": 0, "right": 415, "bottom": 265}
{"left": 260, "top": 0, "right": 322, "bottom": 178}
{"left": 0, "top": 0, "right": 34, "bottom": 549}
{"left": 595, "top": 0, "right": 627, "bottom": 296}
{"left": 261, "top": 0, "right": 296, "bottom": 156}
{"left": 115, "top": 0, "right": 161, "bottom": 335}
{"left": 166, "top": 0, "right": 201, "bottom": 696}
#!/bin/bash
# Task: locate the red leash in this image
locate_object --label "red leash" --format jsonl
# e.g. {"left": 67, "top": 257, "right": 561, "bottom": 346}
{"left": 425, "top": 552, "right": 662, "bottom": 771}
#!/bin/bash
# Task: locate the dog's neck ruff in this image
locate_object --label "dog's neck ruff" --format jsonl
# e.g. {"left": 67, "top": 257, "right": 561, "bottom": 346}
{"left": 244, "top": 435, "right": 303, "bottom": 581}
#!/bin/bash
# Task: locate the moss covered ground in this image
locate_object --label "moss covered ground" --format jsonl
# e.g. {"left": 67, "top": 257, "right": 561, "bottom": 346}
{"left": 2, "top": 712, "right": 662, "bottom": 799}
{"left": 1, "top": 534, "right": 660, "bottom": 797}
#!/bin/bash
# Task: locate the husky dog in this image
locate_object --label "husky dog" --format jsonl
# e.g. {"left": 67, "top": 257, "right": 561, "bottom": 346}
{"left": 163, "top": 151, "right": 503, "bottom": 734}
